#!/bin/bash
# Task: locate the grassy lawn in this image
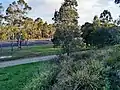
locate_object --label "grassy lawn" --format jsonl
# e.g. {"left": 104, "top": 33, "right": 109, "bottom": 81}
{"left": 0, "top": 44, "right": 61, "bottom": 62}
{"left": 0, "top": 61, "right": 58, "bottom": 90}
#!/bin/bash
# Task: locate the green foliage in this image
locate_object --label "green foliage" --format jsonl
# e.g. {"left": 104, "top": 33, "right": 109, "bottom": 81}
{"left": 53, "top": 56, "right": 106, "bottom": 90}
{"left": 69, "top": 38, "right": 86, "bottom": 52}
{"left": 52, "top": 45, "right": 120, "bottom": 90}
{"left": 100, "top": 10, "right": 113, "bottom": 23}
{"left": 88, "top": 27, "right": 120, "bottom": 47}
{"left": 0, "top": 1, "right": 55, "bottom": 41}
{"left": 81, "top": 10, "right": 119, "bottom": 47}
{"left": 52, "top": 0, "right": 81, "bottom": 55}
{"left": 5, "top": 0, "right": 31, "bottom": 26}
{"left": 0, "top": 18, "right": 55, "bottom": 40}
{"left": 81, "top": 22, "right": 94, "bottom": 45}
{"left": 93, "top": 15, "right": 101, "bottom": 28}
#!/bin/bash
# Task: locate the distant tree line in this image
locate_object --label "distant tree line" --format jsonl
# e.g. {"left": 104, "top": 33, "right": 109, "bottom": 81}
{"left": 0, "top": 0, "right": 55, "bottom": 51}
{"left": 0, "top": 0, "right": 55, "bottom": 42}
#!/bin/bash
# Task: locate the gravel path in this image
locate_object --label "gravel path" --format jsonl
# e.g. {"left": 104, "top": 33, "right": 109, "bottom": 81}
{"left": 0, "top": 55, "right": 57, "bottom": 68}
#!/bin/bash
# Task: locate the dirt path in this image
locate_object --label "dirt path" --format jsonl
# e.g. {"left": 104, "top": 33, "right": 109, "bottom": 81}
{"left": 0, "top": 55, "right": 57, "bottom": 68}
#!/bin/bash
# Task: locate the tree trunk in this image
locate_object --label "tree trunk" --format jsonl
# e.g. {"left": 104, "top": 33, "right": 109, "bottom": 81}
{"left": 0, "top": 40, "right": 3, "bottom": 55}
{"left": 19, "top": 40, "right": 22, "bottom": 49}
{"left": 17, "top": 39, "right": 22, "bottom": 49}
{"left": 26, "top": 38, "right": 29, "bottom": 47}
{"left": 11, "top": 40, "right": 14, "bottom": 51}
{"left": 11, "top": 34, "right": 14, "bottom": 52}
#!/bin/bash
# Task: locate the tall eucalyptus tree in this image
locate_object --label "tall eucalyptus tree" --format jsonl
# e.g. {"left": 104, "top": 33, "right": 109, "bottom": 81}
{"left": 0, "top": 3, "right": 4, "bottom": 52}
{"left": 52, "top": 0, "right": 81, "bottom": 55}
{"left": 5, "top": 0, "right": 31, "bottom": 50}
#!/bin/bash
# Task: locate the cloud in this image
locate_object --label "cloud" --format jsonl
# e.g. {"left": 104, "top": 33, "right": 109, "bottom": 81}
{"left": 25, "top": 0, "right": 120, "bottom": 25}
{"left": 44, "top": 0, "right": 63, "bottom": 4}
{"left": 26, "top": 0, "right": 63, "bottom": 23}
{"left": 77, "top": 0, "right": 120, "bottom": 24}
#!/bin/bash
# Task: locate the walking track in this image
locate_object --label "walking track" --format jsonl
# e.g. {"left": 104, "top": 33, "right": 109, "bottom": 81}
{"left": 0, "top": 55, "right": 57, "bottom": 68}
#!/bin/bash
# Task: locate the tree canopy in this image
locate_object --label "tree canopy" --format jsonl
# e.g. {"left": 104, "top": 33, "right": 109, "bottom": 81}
{"left": 115, "top": 0, "right": 120, "bottom": 4}
{"left": 0, "top": 0, "right": 55, "bottom": 41}
{"left": 52, "top": 0, "right": 81, "bottom": 55}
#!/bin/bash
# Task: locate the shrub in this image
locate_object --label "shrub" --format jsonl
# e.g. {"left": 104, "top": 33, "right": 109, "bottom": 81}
{"left": 105, "top": 55, "right": 120, "bottom": 90}
{"left": 52, "top": 57, "right": 107, "bottom": 90}
{"left": 52, "top": 45, "right": 120, "bottom": 90}
{"left": 87, "top": 27, "right": 120, "bottom": 47}
{"left": 70, "top": 50, "right": 94, "bottom": 60}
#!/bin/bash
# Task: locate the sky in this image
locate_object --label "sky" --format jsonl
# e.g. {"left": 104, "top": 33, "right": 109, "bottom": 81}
{"left": 1, "top": 0, "right": 120, "bottom": 25}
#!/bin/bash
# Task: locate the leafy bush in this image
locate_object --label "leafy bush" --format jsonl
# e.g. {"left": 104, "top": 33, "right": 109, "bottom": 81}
{"left": 87, "top": 27, "right": 120, "bottom": 47}
{"left": 52, "top": 45, "right": 120, "bottom": 90}
{"left": 70, "top": 50, "right": 94, "bottom": 60}
{"left": 69, "top": 38, "right": 87, "bottom": 52}
{"left": 52, "top": 57, "right": 106, "bottom": 90}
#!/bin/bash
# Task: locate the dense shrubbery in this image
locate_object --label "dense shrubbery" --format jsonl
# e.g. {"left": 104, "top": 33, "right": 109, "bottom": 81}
{"left": 51, "top": 45, "right": 120, "bottom": 90}
{"left": 81, "top": 23, "right": 120, "bottom": 48}
{"left": 87, "top": 27, "right": 120, "bottom": 47}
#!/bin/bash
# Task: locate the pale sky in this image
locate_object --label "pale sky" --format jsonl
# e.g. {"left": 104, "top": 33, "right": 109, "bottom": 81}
{"left": 1, "top": 0, "right": 120, "bottom": 25}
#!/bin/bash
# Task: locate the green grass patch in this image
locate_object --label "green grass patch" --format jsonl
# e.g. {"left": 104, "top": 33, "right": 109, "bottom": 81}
{"left": 0, "top": 44, "right": 61, "bottom": 62}
{"left": 0, "top": 61, "right": 58, "bottom": 90}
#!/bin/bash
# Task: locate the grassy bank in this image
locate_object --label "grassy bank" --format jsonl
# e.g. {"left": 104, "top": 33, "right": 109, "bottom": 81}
{"left": 0, "top": 61, "right": 58, "bottom": 90}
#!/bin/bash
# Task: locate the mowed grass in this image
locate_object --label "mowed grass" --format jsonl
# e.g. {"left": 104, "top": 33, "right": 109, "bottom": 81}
{"left": 0, "top": 44, "right": 61, "bottom": 62}
{"left": 0, "top": 61, "right": 58, "bottom": 90}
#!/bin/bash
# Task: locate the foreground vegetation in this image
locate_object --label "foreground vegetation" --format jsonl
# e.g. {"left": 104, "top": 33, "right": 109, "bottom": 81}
{"left": 51, "top": 1, "right": 120, "bottom": 89}
{"left": 1, "top": 0, "right": 120, "bottom": 90}
{"left": 0, "top": 61, "right": 59, "bottom": 90}
{"left": 52, "top": 45, "right": 120, "bottom": 90}
{"left": 1, "top": 44, "right": 120, "bottom": 90}
{"left": 0, "top": 45, "right": 60, "bottom": 62}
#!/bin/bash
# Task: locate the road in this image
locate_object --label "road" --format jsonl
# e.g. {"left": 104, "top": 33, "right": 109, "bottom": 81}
{"left": 0, "top": 39, "right": 52, "bottom": 48}
{"left": 0, "top": 55, "right": 57, "bottom": 68}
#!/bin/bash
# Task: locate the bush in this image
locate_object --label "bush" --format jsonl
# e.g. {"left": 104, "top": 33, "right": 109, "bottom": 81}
{"left": 105, "top": 55, "right": 120, "bottom": 90}
{"left": 52, "top": 57, "right": 107, "bottom": 90}
{"left": 70, "top": 50, "right": 94, "bottom": 60}
{"left": 52, "top": 45, "right": 120, "bottom": 90}
{"left": 87, "top": 27, "right": 120, "bottom": 47}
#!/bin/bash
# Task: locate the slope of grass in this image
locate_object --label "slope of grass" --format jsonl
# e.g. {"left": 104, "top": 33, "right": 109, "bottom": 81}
{"left": 0, "top": 45, "right": 61, "bottom": 62}
{"left": 0, "top": 61, "right": 58, "bottom": 90}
